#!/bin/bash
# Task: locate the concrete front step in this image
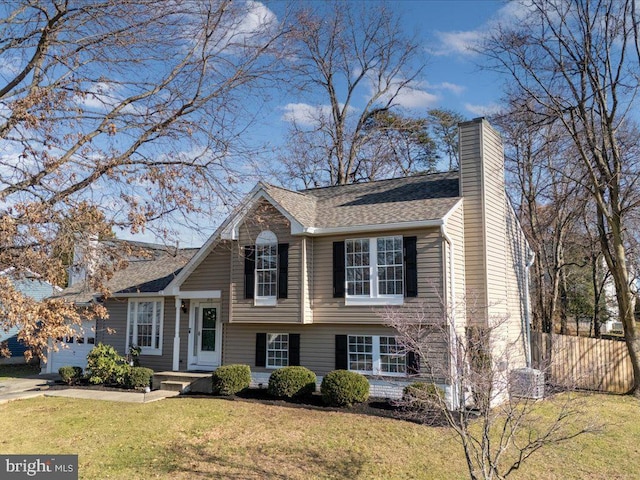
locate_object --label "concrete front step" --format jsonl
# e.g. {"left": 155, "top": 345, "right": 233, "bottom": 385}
{"left": 160, "top": 380, "right": 191, "bottom": 392}
{"left": 153, "top": 371, "right": 212, "bottom": 394}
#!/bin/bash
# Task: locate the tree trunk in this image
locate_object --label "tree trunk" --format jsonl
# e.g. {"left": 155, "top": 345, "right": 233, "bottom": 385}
{"left": 559, "top": 266, "right": 568, "bottom": 335}
{"left": 600, "top": 216, "right": 640, "bottom": 395}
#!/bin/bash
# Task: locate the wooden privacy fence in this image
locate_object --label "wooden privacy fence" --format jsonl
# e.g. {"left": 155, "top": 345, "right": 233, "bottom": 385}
{"left": 530, "top": 331, "right": 634, "bottom": 394}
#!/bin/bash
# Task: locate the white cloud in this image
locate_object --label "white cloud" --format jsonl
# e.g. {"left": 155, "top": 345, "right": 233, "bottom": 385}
{"left": 464, "top": 102, "right": 503, "bottom": 117}
{"left": 370, "top": 77, "right": 440, "bottom": 110}
{"left": 440, "top": 82, "right": 465, "bottom": 95}
{"left": 429, "top": 1, "right": 533, "bottom": 57}
{"left": 430, "top": 30, "right": 485, "bottom": 57}
{"left": 238, "top": 1, "right": 277, "bottom": 37}
{"left": 280, "top": 103, "right": 334, "bottom": 127}
{"left": 76, "top": 82, "right": 119, "bottom": 110}
{"left": 186, "top": 0, "right": 278, "bottom": 54}
{"left": 391, "top": 86, "right": 439, "bottom": 109}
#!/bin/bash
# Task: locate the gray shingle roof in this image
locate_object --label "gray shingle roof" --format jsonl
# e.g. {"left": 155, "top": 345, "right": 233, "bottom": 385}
{"left": 263, "top": 171, "right": 460, "bottom": 230}
{"left": 54, "top": 243, "right": 197, "bottom": 304}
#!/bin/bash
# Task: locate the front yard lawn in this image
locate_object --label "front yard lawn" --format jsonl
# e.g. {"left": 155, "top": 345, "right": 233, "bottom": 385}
{"left": 0, "top": 393, "right": 638, "bottom": 479}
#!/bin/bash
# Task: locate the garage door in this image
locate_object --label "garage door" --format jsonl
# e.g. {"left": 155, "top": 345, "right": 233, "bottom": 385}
{"left": 48, "top": 320, "right": 96, "bottom": 372}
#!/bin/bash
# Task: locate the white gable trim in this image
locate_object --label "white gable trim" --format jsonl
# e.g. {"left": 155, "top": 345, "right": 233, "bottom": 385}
{"left": 220, "top": 188, "right": 305, "bottom": 240}
{"left": 165, "top": 183, "right": 305, "bottom": 295}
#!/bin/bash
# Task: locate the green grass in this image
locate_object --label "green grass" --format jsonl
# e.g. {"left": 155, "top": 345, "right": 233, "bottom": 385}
{"left": 0, "top": 393, "right": 638, "bottom": 479}
{"left": 0, "top": 363, "right": 40, "bottom": 380}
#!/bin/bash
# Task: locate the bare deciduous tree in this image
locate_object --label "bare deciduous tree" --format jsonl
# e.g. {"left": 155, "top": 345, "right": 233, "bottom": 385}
{"left": 279, "top": 1, "right": 426, "bottom": 186}
{"left": 493, "top": 101, "right": 587, "bottom": 335}
{"left": 381, "top": 301, "right": 596, "bottom": 480}
{"left": 483, "top": 0, "right": 640, "bottom": 393}
{"left": 0, "top": 0, "right": 287, "bottom": 359}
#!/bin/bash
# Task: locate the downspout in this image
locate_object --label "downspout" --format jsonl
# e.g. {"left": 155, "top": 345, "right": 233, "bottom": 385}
{"left": 524, "top": 250, "right": 535, "bottom": 367}
{"left": 441, "top": 224, "right": 459, "bottom": 409}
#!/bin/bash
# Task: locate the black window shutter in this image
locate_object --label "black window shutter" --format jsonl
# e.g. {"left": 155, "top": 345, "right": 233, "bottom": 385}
{"left": 407, "top": 351, "right": 420, "bottom": 375}
{"left": 404, "top": 236, "right": 418, "bottom": 297}
{"left": 333, "top": 241, "right": 345, "bottom": 298}
{"left": 255, "top": 333, "right": 266, "bottom": 367}
{"left": 335, "top": 335, "right": 348, "bottom": 370}
{"left": 289, "top": 333, "right": 300, "bottom": 366}
{"left": 277, "top": 243, "right": 289, "bottom": 299}
{"left": 244, "top": 246, "right": 255, "bottom": 299}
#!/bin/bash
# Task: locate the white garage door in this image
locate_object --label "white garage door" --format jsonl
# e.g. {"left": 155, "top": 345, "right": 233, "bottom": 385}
{"left": 49, "top": 320, "right": 96, "bottom": 372}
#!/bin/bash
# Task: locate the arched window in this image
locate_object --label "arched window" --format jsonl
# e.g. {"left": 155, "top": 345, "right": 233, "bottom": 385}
{"left": 243, "top": 231, "right": 289, "bottom": 305}
{"left": 255, "top": 231, "right": 278, "bottom": 301}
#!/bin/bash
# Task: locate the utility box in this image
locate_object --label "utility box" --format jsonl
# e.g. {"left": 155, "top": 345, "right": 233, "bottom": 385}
{"left": 510, "top": 367, "right": 545, "bottom": 399}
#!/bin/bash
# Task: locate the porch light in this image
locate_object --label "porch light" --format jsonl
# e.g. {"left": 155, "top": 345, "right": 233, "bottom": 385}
{"left": 181, "top": 300, "right": 188, "bottom": 314}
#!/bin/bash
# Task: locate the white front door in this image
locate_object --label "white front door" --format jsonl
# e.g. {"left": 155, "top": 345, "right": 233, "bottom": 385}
{"left": 196, "top": 303, "right": 220, "bottom": 366}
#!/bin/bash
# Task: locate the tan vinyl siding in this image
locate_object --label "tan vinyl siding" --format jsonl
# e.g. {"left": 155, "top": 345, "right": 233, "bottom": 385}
{"left": 231, "top": 200, "right": 301, "bottom": 323}
{"left": 501, "top": 200, "right": 530, "bottom": 367}
{"left": 459, "top": 119, "right": 488, "bottom": 323}
{"left": 223, "top": 323, "right": 449, "bottom": 381}
{"left": 445, "top": 204, "right": 467, "bottom": 337}
{"left": 181, "top": 241, "right": 231, "bottom": 323}
{"left": 481, "top": 124, "right": 509, "bottom": 322}
{"left": 459, "top": 118, "right": 528, "bottom": 366}
{"left": 97, "top": 298, "right": 128, "bottom": 352}
{"left": 98, "top": 297, "right": 184, "bottom": 371}
{"left": 310, "top": 229, "right": 444, "bottom": 324}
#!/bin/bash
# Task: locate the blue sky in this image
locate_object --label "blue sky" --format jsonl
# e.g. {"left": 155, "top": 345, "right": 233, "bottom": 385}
{"left": 248, "top": 0, "right": 511, "bottom": 160}
{"left": 129, "top": 0, "right": 512, "bottom": 246}
{"left": 400, "top": 0, "right": 507, "bottom": 116}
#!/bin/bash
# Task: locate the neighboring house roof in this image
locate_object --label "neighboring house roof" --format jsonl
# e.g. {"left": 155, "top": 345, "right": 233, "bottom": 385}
{"left": 0, "top": 268, "right": 62, "bottom": 353}
{"left": 0, "top": 267, "right": 62, "bottom": 300}
{"left": 55, "top": 242, "right": 198, "bottom": 304}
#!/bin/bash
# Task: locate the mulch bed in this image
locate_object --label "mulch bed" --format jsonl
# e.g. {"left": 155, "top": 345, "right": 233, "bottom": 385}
{"left": 182, "top": 388, "right": 448, "bottom": 425}
{"left": 47, "top": 381, "right": 448, "bottom": 425}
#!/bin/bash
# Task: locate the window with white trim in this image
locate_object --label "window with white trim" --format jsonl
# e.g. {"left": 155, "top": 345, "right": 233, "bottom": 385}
{"left": 127, "top": 299, "right": 163, "bottom": 355}
{"left": 267, "top": 333, "right": 288, "bottom": 368}
{"left": 255, "top": 231, "right": 277, "bottom": 305}
{"left": 348, "top": 335, "right": 406, "bottom": 376}
{"left": 345, "top": 236, "right": 403, "bottom": 304}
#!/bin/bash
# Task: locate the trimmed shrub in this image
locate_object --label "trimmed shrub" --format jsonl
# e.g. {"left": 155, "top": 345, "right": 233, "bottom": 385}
{"left": 86, "top": 343, "right": 129, "bottom": 385}
{"left": 125, "top": 367, "right": 154, "bottom": 389}
{"left": 402, "top": 382, "right": 445, "bottom": 412}
{"left": 267, "top": 366, "right": 316, "bottom": 399}
{"left": 212, "top": 364, "right": 251, "bottom": 395}
{"left": 58, "top": 366, "right": 83, "bottom": 385}
{"left": 321, "top": 370, "right": 369, "bottom": 407}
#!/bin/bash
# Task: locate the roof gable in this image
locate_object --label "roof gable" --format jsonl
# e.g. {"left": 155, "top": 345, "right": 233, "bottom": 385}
{"left": 167, "top": 171, "right": 462, "bottom": 293}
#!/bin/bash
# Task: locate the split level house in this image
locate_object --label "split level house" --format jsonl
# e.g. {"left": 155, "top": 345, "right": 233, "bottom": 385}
{"left": 47, "top": 118, "right": 534, "bottom": 403}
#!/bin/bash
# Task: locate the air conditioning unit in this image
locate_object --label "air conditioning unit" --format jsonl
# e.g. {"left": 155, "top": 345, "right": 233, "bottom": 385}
{"left": 509, "top": 367, "right": 544, "bottom": 399}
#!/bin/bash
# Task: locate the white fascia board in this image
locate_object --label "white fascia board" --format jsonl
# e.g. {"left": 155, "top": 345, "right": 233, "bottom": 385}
{"left": 302, "top": 219, "right": 444, "bottom": 236}
{"left": 168, "top": 290, "right": 222, "bottom": 300}
{"left": 107, "top": 292, "right": 167, "bottom": 298}
{"left": 221, "top": 189, "right": 305, "bottom": 240}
